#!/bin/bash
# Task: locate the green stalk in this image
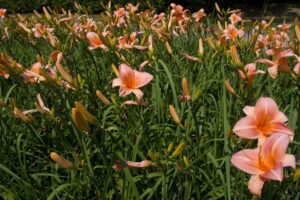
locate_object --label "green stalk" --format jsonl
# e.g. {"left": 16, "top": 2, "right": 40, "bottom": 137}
{"left": 221, "top": 56, "right": 231, "bottom": 200}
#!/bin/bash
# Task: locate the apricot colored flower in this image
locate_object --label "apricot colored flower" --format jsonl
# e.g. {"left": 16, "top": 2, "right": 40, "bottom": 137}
{"left": 222, "top": 24, "right": 244, "bottom": 41}
{"left": 23, "top": 62, "right": 46, "bottom": 83}
{"left": 238, "top": 63, "right": 265, "bottom": 85}
{"left": 192, "top": 9, "right": 206, "bottom": 22}
{"left": 112, "top": 64, "right": 153, "bottom": 100}
{"left": 86, "top": 32, "right": 108, "bottom": 51}
{"left": 257, "top": 49, "right": 294, "bottom": 78}
{"left": 229, "top": 13, "right": 242, "bottom": 24}
{"left": 0, "top": 8, "right": 6, "bottom": 19}
{"left": 231, "top": 133, "right": 295, "bottom": 197}
{"left": 233, "top": 97, "right": 293, "bottom": 145}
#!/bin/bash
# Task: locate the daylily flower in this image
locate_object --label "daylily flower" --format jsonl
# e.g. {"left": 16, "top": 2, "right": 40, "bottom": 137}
{"left": 86, "top": 32, "right": 108, "bottom": 51}
{"left": 238, "top": 63, "right": 265, "bottom": 85}
{"left": 114, "top": 7, "right": 128, "bottom": 27}
{"left": 112, "top": 160, "right": 154, "bottom": 170}
{"left": 222, "top": 24, "right": 244, "bottom": 41}
{"left": 32, "top": 23, "right": 54, "bottom": 38}
{"left": 233, "top": 97, "right": 293, "bottom": 145}
{"left": 257, "top": 49, "right": 294, "bottom": 78}
{"left": 23, "top": 61, "right": 46, "bottom": 83}
{"left": 0, "top": 8, "right": 7, "bottom": 19}
{"left": 126, "top": 3, "right": 139, "bottom": 13}
{"left": 192, "top": 9, "right": 206, "bottom": 22}
{"left": 231, "top": 133, "right": 295, "bottom": 197}
{"left": 229, "top": 13, "right": 242, "bottom": 24}
{"left": 170, "top": 3, "right": 189, "bottom": 23}
{"left": 112, "top": 64, "right": 153, "bottom": 100}
{"left": 255, "top": 34, "right": 271, "bottom": 56}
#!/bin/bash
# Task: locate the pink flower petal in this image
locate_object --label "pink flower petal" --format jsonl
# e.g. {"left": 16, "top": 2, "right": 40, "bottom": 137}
{"left": 243, "top": 106, "right": 255, "bottom": 118}
{"left": 112, "top": 78, "right": 122, "bottom": 88}
{"left": 119, "top": 64, "right": 134, "bottom": 81}
{"left": 248, "top": 175, "right": 265, "bottom": 198}
{"left": 132, "top": 89, "right": 144, "bottom": 100}
{"left": 272, "top": 111, "right": 288, "bottom": 123}
{"left": 233, "top": 117, "right": 259, "bottom": 139}
{"left": 133, "top": 70, "right": 153, "bottom": 88}
{"left": 261, "top": 163, "right": 283, "bottom": 181}
{"left": 254, "top": 97, "right": 278, "bottom": 122}
{"left": 270, "top": 123, "right": 293, "bottom": 140}
{"left": 257, "top": 58, "right": 275, "bottom": 67}
{"left": 231, "top": 149, "right": 262, "bottom": 175}
{"left": 119, "top": 87, "right": 132, "bottom": 97}
{"left": 268, "top": 65, "right": 278, "bottom": 79}
{"left": 282, "top": 154, "right": 296, "bottom": 169}
{"left": 261, "top": 133, "right": 290, "bottom": 163}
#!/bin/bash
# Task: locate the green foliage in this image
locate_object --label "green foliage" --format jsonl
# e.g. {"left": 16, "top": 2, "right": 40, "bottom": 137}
{"left": 0, "top": 5, "right": 300, "bottom": 200}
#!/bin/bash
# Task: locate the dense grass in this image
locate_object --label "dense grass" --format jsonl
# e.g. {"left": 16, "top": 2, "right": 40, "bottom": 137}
{"left": 0, "top": 4, "right": 300, "bottom": 199}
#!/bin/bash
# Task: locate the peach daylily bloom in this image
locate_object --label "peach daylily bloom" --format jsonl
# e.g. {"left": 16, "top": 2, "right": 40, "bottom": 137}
{"left": 23, "top": 62, "right": 46, "bottom": 83}
{"left": 222, "top": 24, "right": 244, "bottom": 41}
{"left": 257, "top": 49, "right": 294, "bottom": 78}
{"left": 229, "top": 13, "right": 242, "bottom": 24}
{"left": 231, "top": 133, "right": 295, "bottom": 197}
{"left": 32, "top": 23, "right": 54, "bottom": 38}
{"left": 0, "top": 8, "right": 7, "bottom": 19}
{"left": 86, "top": 32, "right": 108, "bottom": 51}
{"left": 112, "top": 160, "right": 154, "bottom": 170}
{"left": 233, "top": 97, "right": 293, "bottom": 145}
{"left": 112, "top": 64, "right": 153, "bottom": 100}
{"left": 192, "top": 9, "right": 206, "bottom": 22}
{"left": 238, "top": 63, "right": 265, "bottom": 85}
{"left": 126, "top": 3, "right": 139, "bottom": 13}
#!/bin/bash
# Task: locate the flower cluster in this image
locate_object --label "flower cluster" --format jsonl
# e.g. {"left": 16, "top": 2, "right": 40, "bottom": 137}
{"left": 231, "top": 97, "right": 296, "bottom": 197}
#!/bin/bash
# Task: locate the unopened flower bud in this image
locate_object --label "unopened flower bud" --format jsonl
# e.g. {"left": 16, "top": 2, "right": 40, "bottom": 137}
{"left": 169, "top": 105, "right": 181, "bottom": 125}
{"left": 50, "top": 152, "right": 74, "bottom": 169}
{"left": 96, "top": 90, "right": 111, "bottom": 105}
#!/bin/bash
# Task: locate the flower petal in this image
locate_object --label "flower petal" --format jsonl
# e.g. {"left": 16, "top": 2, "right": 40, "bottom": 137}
{"left": 112, "top": 78, "right": 122, "bottom": 88}
{"left": 268, "top": 65, "right": 278, "bottom": 79}
{"left": 273, "top": 111, "right": 288, "bottom": 123}
{"left": 133, "top": 70, "right": 153, "bottom": 88}
{"left": 86, "top": 32, "right": 101, "bottom": 49}
{"left": 243, "top": 106, "right": 255, "bottom": 118}
{"left": 254, "top": 97, "right": 279, "bottom": 122}
{"left": 132, "top": 89, "right": 144, "bottom": 100}
{"left": 282, "top": 154, "right": 296, "bottom": 169}
{"left": 248, "top": 175, "right": 265, "bottom": 198}
{"left": 261, "top": 163, "right": 283, "bottom": 181}
{"left": 119, "top": 87, "right": 132, "bottom": 97}
{"left": 119, "top": 64, "right": 135, "bottom": 82}
{"left": 231, "top": 149, "right": 262, "bottom": 175}
{"left": 270, "top": 122, "right": 293, "bottom": 141}
{"left": 261, "top": 133, "right": 290, "bottom": 163}
{"left": 233, "top": 117, "right": 259, "bottom": 139}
